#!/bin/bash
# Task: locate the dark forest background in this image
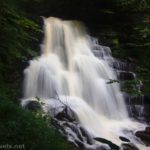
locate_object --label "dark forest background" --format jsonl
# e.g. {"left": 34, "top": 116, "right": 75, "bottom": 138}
{"left": 0, "top": 0, "right": 150, "bottom": 149}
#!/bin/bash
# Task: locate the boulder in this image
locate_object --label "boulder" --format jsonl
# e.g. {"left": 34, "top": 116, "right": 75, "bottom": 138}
{"left": 94, "top": 137, "right": 119, "bottom": 150}
{"left": 117, "top": 71, "right": 135, "bottom": 80}
{"left": 144, "top": 94, "right": 150, "bottom": 104}
{"left": 143, "top": 104, "right": 150, "bottom": 124}
{"left": 135, "top": 127, "right": 150, "bottom": 146}
{"left": 80, "top": 126, "right": 94, "bottom": 145}
{"left": 55, "top": 107, "right": 76, "bottom": 122}
{"left": 121, "top": 143, "right": 139, "bottom": 150}
{"left": 25, "top": 101, "right": 41, "bottom": 111}
{"left": 119, "top": 136, "right": 130, "bottom": 142}
{"left": 146, "top": 126, "right": 150, "bottom": 132}
{"left": 112, "top": 59, "right": 135, "bottom": 71}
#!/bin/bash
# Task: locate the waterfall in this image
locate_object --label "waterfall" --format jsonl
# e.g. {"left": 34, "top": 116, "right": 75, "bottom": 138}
{"left": 22, "top": 17, "right": 147, "bottom": 148}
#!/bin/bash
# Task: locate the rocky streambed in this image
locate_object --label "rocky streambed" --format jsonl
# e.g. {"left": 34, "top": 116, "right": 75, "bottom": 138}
{"left": 22, "top": 98, "right": 150, "bottom": 150}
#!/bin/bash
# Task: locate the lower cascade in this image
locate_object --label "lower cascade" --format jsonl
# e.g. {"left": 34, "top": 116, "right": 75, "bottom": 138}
{"left": 22, "top": 17, "right": 149, "bottom": 149}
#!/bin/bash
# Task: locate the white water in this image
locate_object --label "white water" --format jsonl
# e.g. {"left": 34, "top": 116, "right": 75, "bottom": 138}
{"left": 23, "top": 17, "right": 148, "bottom": 149}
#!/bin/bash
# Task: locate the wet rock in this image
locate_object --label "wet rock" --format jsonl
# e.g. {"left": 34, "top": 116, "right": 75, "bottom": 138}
{"left": 121, "top": 143, "right": 139, "bottom": 150}
{"left": 84, "top": 144, "right": 110, "bottom": 150}
{"left": 123, "top": 94, "right": 143, "bottom": 105}
{"left": 95, "top": 145, "right": 110, "bottom": 150}
{"left": 123, "top": 93, "right": 131, "bottom": 105}
{"left": 146, "top": 126, "right": 150, "bottom": 132}
{"left": 46, "top": 99, "right": 77, "bottom": 122}
{"left": 135, "top": 127, "right": 150, "bottom": 146}
{"left": 144, "top": 94, "right": 150, "bottom": 104}
{"left": 117, "top": 71, "right": 135, "bottom": 80}
{"left": 55, "top": 107, "right": 76, "bottom": 122}
{"left": 80, "top": 126, "right": 94, "bottom": 145}
{"left": 119, "top": 136, "right": 130, "bottom": 142}
{"left": 75, "top": 139, "right": 84, "bottom": 149}
{"left": 112, "top": 59, "right": 135, "bottom": 71}
{"left": 94, "top": 137, "right": 119, "bottom": 150}
{"left": 123, "top": 93, "right": 146, "bottom": 121}
{"left": 93, "top": 50, "right": 104, "bottom": 58}
{"left": 70, "top": 124, "right": 84, "bottom": 142}
{"left": 25, "top": 101, "right": 41, "bottom": 111}
{"left": 128, "top": 105, "right": 145, "bottom": 120}
{"left": 126, "top": 57, "right": 137, "bottom": 64}
{"left": 52, "top": 118, "right": 95, "bottom": 149}
{"left": 143, "top": 104, "right": 150, "bottom": 123}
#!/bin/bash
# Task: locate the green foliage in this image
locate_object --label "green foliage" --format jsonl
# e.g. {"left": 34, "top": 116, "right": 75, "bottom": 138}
{"left": 121, "top": 79, "right": 142, "bottom": 96}
{"left": 107, "top": 79, "right": 119, "bottom": 84}
{"left": 0, "top": 0, "right": 41, "bottom": 100}
{"left": 107, "top": 78, "right": 143, "bottom": 96}
{"left": 0, "top": 99, "right": 73, "bottom": 150}
{"left": 112, "top": 38, "right": 119, "bottom": 48}
{"left": 34, "top": 97, "right": 51, "bottom": 123}
{"left": 135, "top": 66, "right": 150, "bottom": 94}
{"left": 0, "top": 0, "right": 40, "bottom": 60}
{"left": 136, "top": 66, "right": 150, "bottom": 77}
{"left": 113, "top": 0, "right": 150, "bottom": 11}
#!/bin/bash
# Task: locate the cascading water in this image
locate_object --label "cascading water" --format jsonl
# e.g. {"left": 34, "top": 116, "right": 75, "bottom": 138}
{"left": 22, "top": 17, "right": 148, "bottom": 149}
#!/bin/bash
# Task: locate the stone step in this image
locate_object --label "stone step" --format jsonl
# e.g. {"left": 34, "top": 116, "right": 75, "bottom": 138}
{"left": 112, "top": 59, "right": 135, "bottom": 71}
{"left": 92, "top": 50, "right": 104, "bottom": 58}
{"left": 116, "top": 71, "right": 136, "bottom": 80}
{"left": 123, "top": 93, "right": 150, "bottom": 123}
{"left": 124, "top": 93, "right": 150, "bottom": 105}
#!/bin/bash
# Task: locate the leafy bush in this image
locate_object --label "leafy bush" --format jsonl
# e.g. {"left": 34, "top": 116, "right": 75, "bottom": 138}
{"left": 0, "top": 99, "right": 73, "bottom": 150}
